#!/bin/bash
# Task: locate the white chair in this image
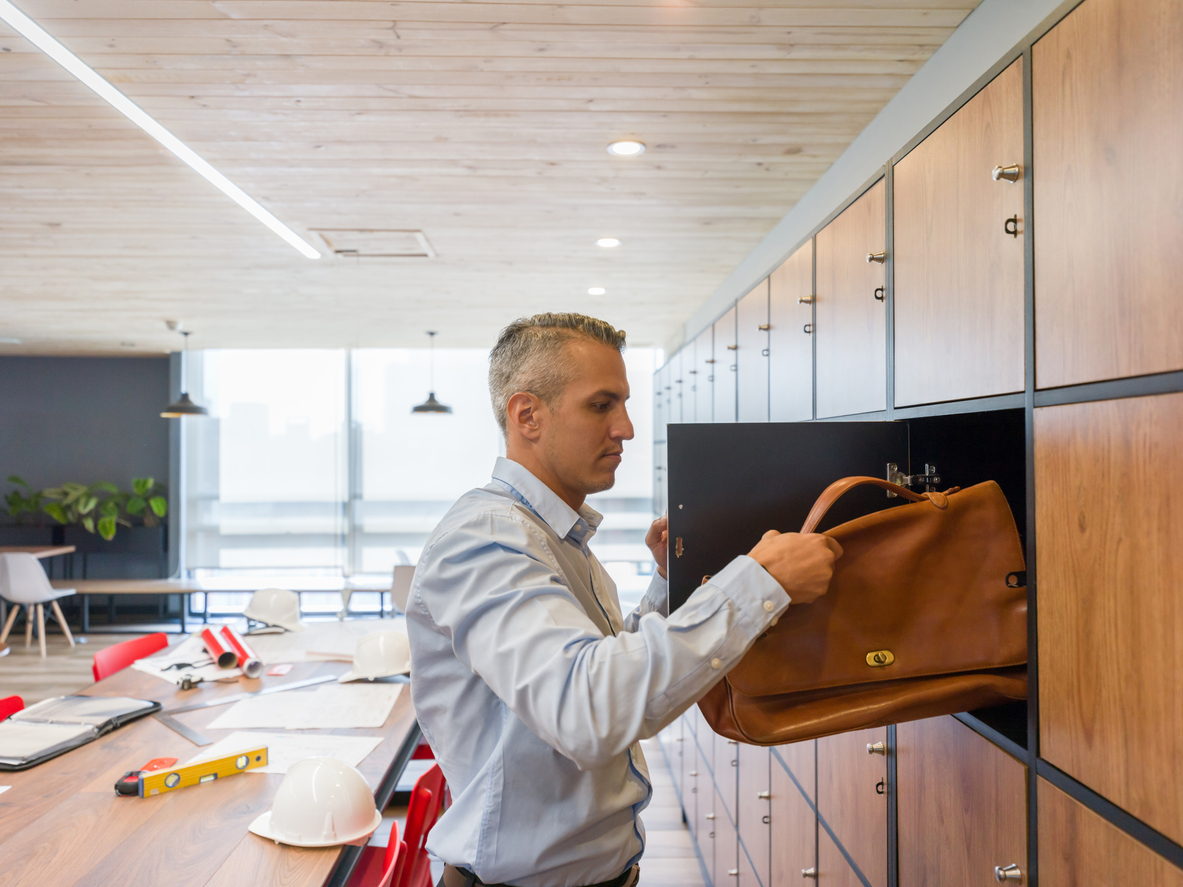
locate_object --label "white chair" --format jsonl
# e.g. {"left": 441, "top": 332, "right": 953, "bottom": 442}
{"left": 0, "top": 553, "right": 76, "bottom": 658}
{"left": 390, "top": 565, "right": 415, "bottom": 614}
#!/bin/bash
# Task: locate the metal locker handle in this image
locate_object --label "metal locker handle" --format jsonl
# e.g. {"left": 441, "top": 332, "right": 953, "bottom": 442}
{"left": 867, "top": 742, "right": 886, "bottom": 755}
{"left": 802, "top": 867, "right": 818, "bottom": 879}
{"left": 758, "top": 791, "right": 771, "bottom": 800}
{"left": 992, "top": 163, "right": 1022, "bottom": 183}
{"left": 728, "top": 870, "right": 739, "bottom": 878}
{"left": 994, "top": 864, "right": 1023, "bottom": 882}
{"left": 866, "top": 251, "right": 886, "bottom": 264}
{"left": 705, "top": 813, "right": 716, "bottom": 820}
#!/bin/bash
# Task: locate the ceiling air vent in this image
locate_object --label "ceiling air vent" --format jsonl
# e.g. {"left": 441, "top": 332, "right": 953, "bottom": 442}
{"left": 313, "top": 229, "right": 435, "bottom": 259}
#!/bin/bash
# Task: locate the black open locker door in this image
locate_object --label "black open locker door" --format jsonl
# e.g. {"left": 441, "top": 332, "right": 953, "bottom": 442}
{"left": 666, "top": 421, "right": 909, "bottom": 611}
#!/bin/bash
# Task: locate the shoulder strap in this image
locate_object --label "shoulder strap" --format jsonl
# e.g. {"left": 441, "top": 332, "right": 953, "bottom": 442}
{"left": 801, "top": 476, "right": 925, "bottom": 534}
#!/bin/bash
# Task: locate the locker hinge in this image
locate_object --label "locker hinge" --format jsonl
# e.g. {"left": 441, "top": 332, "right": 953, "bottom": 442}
{"left": 886, "top": 463, "right": 941, "bottom": 497}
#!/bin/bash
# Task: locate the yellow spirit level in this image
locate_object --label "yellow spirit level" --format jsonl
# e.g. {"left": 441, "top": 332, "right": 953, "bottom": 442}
{"left": 132, "top": 746, "right": 268, "bottom": 797}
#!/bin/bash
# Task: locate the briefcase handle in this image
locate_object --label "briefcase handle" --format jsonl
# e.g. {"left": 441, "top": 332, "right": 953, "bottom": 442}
{"left": 801, "top": 477, "right": 928, "bottom": 534}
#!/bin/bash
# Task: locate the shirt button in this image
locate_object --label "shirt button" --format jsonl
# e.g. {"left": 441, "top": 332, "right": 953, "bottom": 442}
{"left": 763, "top": 600, "right": 775, "bottom": 612}
{"left": 710, "top": 658, "right": 722, "bottom": 669}
{"left": 574, "top": 524, "right": 582, "bottom": 532}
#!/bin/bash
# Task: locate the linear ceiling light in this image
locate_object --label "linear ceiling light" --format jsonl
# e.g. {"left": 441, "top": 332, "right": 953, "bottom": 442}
{"left": 0, "top": 0, "right": 320, "bottom": 260}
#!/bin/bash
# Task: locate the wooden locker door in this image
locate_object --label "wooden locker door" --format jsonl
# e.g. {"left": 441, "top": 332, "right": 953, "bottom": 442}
{"left": 715, "top": 737, "right": 739, "bottom": 831}
{"left": 699, "top": 752, "right": 715, "bottom": 880}
{"left": 769, "top": 241, "right": 814, "bottom": 422}
{"left": 897, "top": 716, "right": 1027, "bottom": 886}
{"left": 737, "top": 280, "right": 770, "bottom": 423}
{"left": 816, "top": 728, "right": 887, "bottom": 887}
{"left": 818, "top": 829, "right": 863, "bottom": 887}
{"left": 714, "top": 782, "right": 739, "bottom": 887}
{"left": 693, "top": 326, "right": 714, "bottom": 423}
{"left": 771, "top": 746, "right": 816, "bottom": 887}
{"left": 737, "top": 840, "right": 762, "bottom": 887}
{"left": 894, "top": 59, "right": 1024, "bottom": 406}
{"left": 737, "top": 744, "right": 771, "bottom": 887}
{"left": 1039, "top": 779, "right": 1183, "bottom": 886}
{"left": 816, "top": 180, "right": 886, "bottom": 418}
{"left": 1033, "top": 0, "right": 1183, "bottom": 388}
{"left": 686, "top": 739, "right": 701, "bottom": 844}
{"left": 714, "top": 307, "right": 738, "bottom": 423}
{"left": 671, "top": 350, "right": 685, "bottom": 424}
{"left": 681, "top": 338, "right": 697, "bottom": 424}
{"left": 1035, "top": 394, "right": 1183, "bottom": 844}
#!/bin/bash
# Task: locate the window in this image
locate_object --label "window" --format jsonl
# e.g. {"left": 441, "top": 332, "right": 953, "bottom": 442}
{"left": 184, "top": 346, "right": 661, "bottom": 615}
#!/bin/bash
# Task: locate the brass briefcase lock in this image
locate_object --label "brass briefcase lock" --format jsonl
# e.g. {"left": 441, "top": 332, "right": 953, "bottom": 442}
{"left": 866, "top": 650, "right": 895, "bottom": 667}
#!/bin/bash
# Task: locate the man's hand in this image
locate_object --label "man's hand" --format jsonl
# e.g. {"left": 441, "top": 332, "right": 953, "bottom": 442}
{"left": 646, "top": 514, "right": 669, "bottom": 580}
{"left": 747, "top": 531, "right": 843, "bottom": 605}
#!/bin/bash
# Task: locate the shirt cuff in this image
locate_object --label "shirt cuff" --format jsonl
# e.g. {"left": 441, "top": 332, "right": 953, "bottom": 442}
{"left": 704, "top": 555, "right": 791, "bottom": 628}
{"left": 643, "top": 570, "right": 669, "bottom": 618}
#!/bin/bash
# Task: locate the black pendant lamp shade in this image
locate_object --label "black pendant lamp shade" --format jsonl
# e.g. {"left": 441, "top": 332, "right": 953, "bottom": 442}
{"left": 412, "top": 331, "right": 453, "bottom": 414}
{"left": 162, "top": 329, "right": 209, "bottom": 418}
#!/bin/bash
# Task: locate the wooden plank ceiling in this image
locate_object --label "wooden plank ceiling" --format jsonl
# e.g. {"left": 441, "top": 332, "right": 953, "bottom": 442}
{"left": 0, "top": 0, "right": 980, "bottom": 354}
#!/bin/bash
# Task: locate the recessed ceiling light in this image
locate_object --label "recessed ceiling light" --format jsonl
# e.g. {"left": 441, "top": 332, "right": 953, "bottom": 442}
{"left": 588, "top": 287, "right": 606, "bottom": 295}
{"left": 596, "top": 238, "right": 621, "bottom": 249}
{"left": 0, "top": 337, "right": 21, "bottom": 344}
{"left": 0, "top": 0, "right": 320, "bottom": 260}
{"left": 607, "top": 140, "right": 646, "bottom": 157}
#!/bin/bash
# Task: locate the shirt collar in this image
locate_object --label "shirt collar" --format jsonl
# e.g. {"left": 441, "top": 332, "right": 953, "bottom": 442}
{"left": 491, "top": 457, "right": 602, "bottom": 541}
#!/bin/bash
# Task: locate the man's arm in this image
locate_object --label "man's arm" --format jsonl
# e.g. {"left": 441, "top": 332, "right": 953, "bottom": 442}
{"left": 412, "top": 512, "right": 837, "bottom": 771}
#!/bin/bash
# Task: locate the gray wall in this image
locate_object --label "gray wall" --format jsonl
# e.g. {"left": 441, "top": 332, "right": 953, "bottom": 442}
{"left": 0, "top": 356, "right": 170, "bottom": 493}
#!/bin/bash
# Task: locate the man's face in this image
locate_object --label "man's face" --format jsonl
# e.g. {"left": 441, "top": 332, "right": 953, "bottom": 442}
{"left": 540, "top": 339, "right": 635, "bottom": 498}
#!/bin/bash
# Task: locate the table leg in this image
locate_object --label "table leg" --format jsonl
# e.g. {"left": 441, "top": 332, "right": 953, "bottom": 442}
{"left": 180, "top": 593, "right": 187, "bottom": 633}
{"left": 82, "top": 594, "right": 90, "bottom": 633}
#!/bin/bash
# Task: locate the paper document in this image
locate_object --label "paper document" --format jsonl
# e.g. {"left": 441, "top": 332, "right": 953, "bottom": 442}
{"left": 0, "top": 786, "right": 11, "bottom": 796}
{"left": 132, "top": 634, "right": 243, "bottom": 685}
{"left": 246, "top": 621, "right": 400, "bottom": 663}
{"left": 187, "top": 731, "right": 382, "bottom": 774}
{"left": 207, "top": 682, "right": 402, "bottom": 731}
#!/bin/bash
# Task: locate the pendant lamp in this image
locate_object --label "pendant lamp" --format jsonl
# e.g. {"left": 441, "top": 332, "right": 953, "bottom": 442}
{"left": 161, "top": 329, "right": 209, "bottom": 418}
{"left": 411, "top": 331, "right": 452, "bottom": 414}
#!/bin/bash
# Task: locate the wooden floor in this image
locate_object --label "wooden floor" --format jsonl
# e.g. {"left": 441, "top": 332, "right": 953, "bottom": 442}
{"left": 0, "top": 623, "right": 706, "bottom": 887}
{"left": 0, "top": 619, "right": 142, "bottom": 703}
{"left": 638, "top": 737, "right": 708, "bottom": 887}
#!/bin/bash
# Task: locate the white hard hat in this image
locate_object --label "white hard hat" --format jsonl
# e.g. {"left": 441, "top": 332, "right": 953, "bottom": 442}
{"left": 243, "top": 587, "right": 304, "bottom": 632}
{"left": 249, "top": 758, "right": 381, "bottom": 848}
{"left": 339, "top": 630, "right": 411, "bottom": 683}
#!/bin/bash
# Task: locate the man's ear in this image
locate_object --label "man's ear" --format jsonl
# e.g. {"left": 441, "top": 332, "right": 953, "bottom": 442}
{"left": 506, "top": 392, "right": 545, "bottom": 442}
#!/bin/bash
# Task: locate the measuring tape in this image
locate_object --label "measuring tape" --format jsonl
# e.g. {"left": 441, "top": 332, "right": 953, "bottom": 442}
{"left": 116, "top": 746, "right": 269, "bottom": 798}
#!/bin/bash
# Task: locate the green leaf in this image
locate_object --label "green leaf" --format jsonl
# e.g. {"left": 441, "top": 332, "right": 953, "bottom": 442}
{"left": 78, "top": 495, "right": 99, "bottom": 515}
{"left": 149, "top": 496, "right": 168, "bottom": 518}
{"left": 126, "top": 496, "right": 147, "bottom": 515}
{"left": 99, "top": 499, "right": 120, "bottom": 518}
{"left": 132, "top": 477, "right": 154, "bottom": 495}
{"left": 61, "top": 483, "right": 87, "bottom": 505}
{"left": 82, "top": 515, "right": 95, "bottom": 533}
{"left": 43, "top": 502, "right": 67, "bottom": 524}
{"left": 42, "top": 487, "right": 65, "bottom": 500}
{"left": 7, "top": 475, "right": 29, "bottom": 488}
{"left": 97, "top": 516, "right": 117, "bottom": 540}
{"left": 92, "top": 481, "right": 120, "bottom": 494}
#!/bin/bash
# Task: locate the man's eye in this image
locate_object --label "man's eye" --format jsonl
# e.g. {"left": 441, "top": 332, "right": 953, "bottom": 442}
{"left": 592, "top": 402, "right": 609, "bottom": 411}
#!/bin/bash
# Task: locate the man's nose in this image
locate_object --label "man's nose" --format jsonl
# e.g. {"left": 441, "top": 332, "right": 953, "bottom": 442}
{"left": 612, "top": 407, "right": 635, "bottom": 441}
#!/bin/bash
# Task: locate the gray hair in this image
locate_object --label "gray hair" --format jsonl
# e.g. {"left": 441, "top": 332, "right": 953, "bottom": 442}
{"left": 489, "top": 313, "right": 627, "bottom": 435}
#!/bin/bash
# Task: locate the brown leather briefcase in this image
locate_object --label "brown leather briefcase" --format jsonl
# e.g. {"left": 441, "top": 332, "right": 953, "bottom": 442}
{"left": 698, "top": 476, "right": 1027, "bottom": 745}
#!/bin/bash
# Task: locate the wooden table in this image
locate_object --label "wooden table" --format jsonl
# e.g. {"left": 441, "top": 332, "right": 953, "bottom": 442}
{"left": 0, "top": 545, "right": 77, "bottom": 559}
{"left": 0, "top": 654, "right": 419, "bottom": 887}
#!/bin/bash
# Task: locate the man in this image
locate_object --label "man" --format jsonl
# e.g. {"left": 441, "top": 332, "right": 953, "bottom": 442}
{"left": 407, "top": 313, "right": 842, "bottom": 887}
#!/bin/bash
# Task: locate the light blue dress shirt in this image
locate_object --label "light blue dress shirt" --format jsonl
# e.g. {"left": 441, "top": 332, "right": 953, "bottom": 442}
{"left": 407, "top": 457, "right": 790, "bottom": 887}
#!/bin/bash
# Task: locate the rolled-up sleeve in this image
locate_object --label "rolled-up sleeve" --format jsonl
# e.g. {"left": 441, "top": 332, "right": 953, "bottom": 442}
{"left": 415, "top": 511, "right": 789, "bottom": 771}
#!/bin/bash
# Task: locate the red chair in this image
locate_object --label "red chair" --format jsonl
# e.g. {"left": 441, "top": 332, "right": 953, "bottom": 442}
{"left": 395, "top": 784, "right": 435, "bottom": 887}
{"left": 380, "top": 834, "right": 408, "bottom": 887}
{"left": 348, "top": 821, "right": 407, "bottom": 887}
{"left": 92, "top": 632, "right": 169, "bottom": 682}
{"left": 404, "top": 765, "right": 447, "bottom": 887}
{"left": 0, "top": 695, "right": 24, "bottom": 721}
